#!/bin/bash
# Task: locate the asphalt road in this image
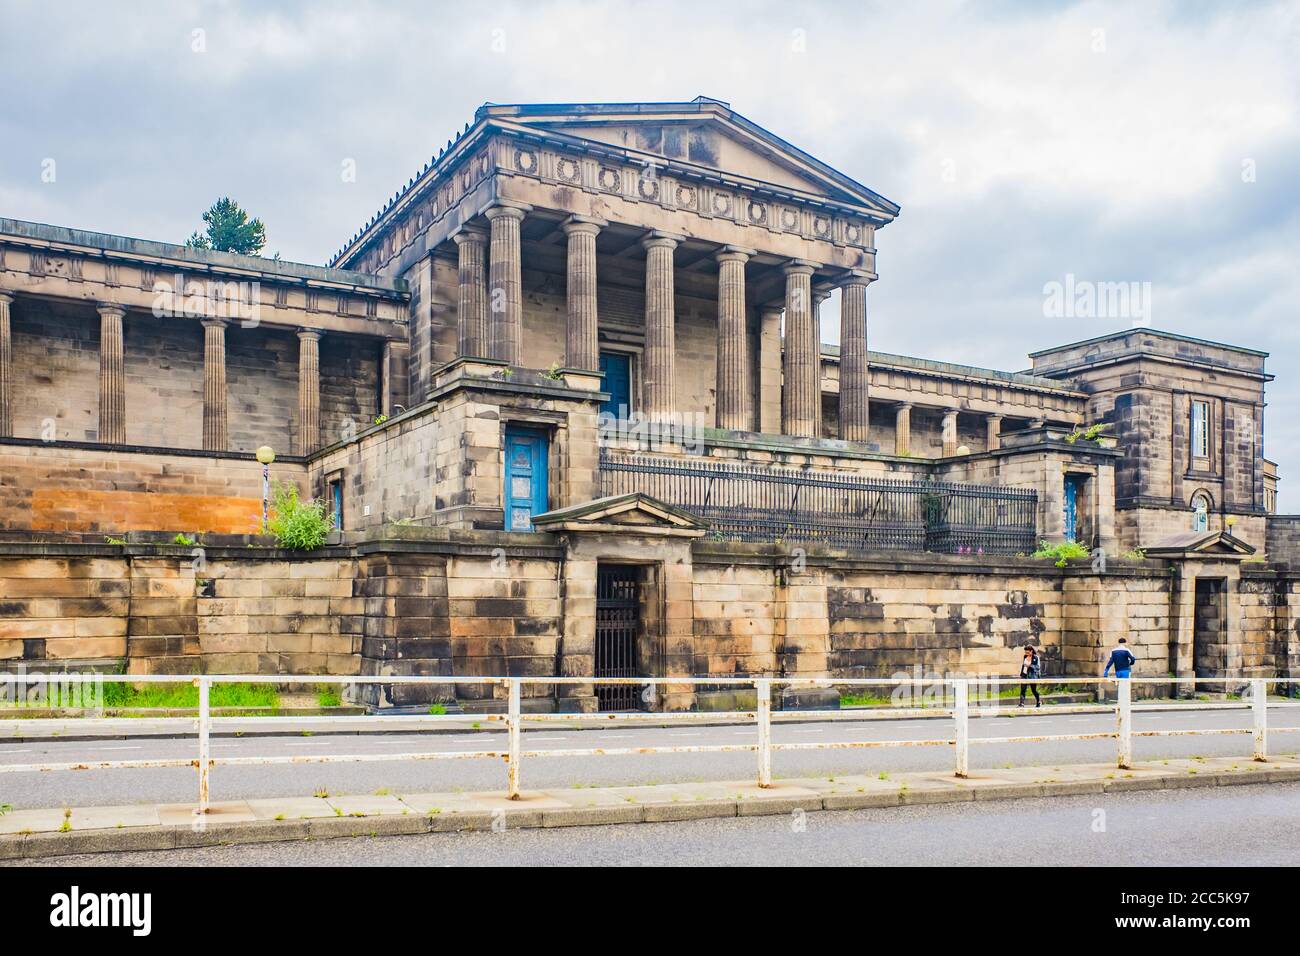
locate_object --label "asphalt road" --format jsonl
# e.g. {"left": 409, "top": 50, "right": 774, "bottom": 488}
{"left": 1, "top": 705, "right": 1296, "bottom": 810}
{"left": 15, "top": 781, "right": 1300, "bottom": 866}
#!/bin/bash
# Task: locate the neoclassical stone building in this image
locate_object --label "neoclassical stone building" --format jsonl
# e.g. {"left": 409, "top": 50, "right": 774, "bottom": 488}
{"left": 0, "top": 97, "right": 1294, "bottom": 708}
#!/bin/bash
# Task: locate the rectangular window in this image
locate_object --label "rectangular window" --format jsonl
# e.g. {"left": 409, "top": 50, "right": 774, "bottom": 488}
{"left": 1191, "top": 400, "right": 1210, "bottom": 459}
{"left": 327, "top": 478, "right": 343, "bottom": 530}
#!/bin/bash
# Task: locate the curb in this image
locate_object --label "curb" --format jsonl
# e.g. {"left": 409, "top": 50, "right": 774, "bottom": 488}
{"left": 3, "top": 766, "right": 1296, "bottom": 861}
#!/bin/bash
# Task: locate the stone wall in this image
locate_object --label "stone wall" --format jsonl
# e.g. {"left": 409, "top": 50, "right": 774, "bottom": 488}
{"left": 0, "top": 442, "right": 308, "bottom": 535}
{"left": 3, "top": 535, "right": 1295, "bottom": 707}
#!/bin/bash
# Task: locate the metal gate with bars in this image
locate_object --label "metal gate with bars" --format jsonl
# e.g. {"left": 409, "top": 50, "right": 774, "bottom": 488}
{"left": 595, "top": 565, "right": 641, "bottom": 711}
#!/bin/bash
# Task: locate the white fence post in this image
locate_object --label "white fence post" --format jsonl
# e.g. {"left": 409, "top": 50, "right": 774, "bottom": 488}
{"left": 507, "top": 678, "right": 521, "bottom": 799}
{"left": 1252, "top": 678, "right": 1267, "bottom": 762}
{"left": 196, "top": 676, "right": 210, "bottom": 814}
{"left": 1116, "top": 678, "right": 1132, "bottom": 769}
{"left": 757, "top": 678, "right": 772, "bottom": 788}
{"left": 954, "top": 679, "right": 969, "bottom": 778}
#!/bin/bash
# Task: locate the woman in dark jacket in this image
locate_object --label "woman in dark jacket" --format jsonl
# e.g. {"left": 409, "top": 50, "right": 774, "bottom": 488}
{"left": 1018, "top": 645, "right": 1042, "bottom": 707}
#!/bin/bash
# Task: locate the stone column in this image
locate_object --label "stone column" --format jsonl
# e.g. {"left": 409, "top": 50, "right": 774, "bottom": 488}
{"left": 485, "top": 204, "right": 527, "bottom": 366}
{"left": 941, "top": 409, "right": 959, "bottom": 457}
{"left": 453, "top": 224, "right": 489, "bottom": 358}
{"left": 0, "top": 293, "right": 11, "bottom": 438}
{"left": 839, "top": 273, "right": 873, "bottom": 442}
{"left": 781, "top": 262, "right": 818, "bottom": 438}
{"left": 758, "top": 306, "right": 783, "bottom": 435}
{"left": 97, "top": 304, "right": 126, "bottom": 444}
{"left": 715, "top": 246, "right": 752, "bottom": 431}
{"left": 894, "top": 403, "right": 912, "bottom": 456}
{"left": 562, "top": 216, "right": 603, "bottom": 371}
{"left": 202, "top": 319, "right": 228, "bottom": 451}
{"left": 642, "top": 233, "right": 679, "bottom": 420}
{"left": 986, "top": 414, "right": 1003, "bottom": 452}
{"left": 297, "top": 330, "right": 321, "bottom": 455}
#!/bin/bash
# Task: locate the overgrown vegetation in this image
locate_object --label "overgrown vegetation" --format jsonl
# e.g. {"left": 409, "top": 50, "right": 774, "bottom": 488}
{"left": 428, "top": 703, "right": 448, "bottom": 716}
{"left": 316, "top": 685, "right": 342, "bottom": 708}
{"left": 172, "top": 532, "right": 196, "bottom": 546}
{"left": 100, "top": 682, "right": 280, "bottom": 709}
{"left": 1064, "top": 423, "right": 1105, "bottom": 444}
{"left": 1032, "top": 540, "right": 1091, "bottom": 567}
{"left": 268, "top": 481, "right": 331, "bottom": 551}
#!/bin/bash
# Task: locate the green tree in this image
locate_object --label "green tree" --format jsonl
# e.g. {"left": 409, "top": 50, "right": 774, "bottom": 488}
{"left": 186, "top": 197, "right": 268, "bottom": 255}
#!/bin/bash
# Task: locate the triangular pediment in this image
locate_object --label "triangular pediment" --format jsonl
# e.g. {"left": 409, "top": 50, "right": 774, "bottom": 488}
{"left": 1143, "top": 530, "right": 1257, "bottom": 559}
{"left": 533, "top": 493, "right": 706, "bottom": 536}
{"left": 481, "top": 98, "right": 899, "bottom": 220}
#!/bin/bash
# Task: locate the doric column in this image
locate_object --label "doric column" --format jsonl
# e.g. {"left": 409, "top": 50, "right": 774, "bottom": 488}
{"left": 562, "top": 216, "right": 603, "bottom": 371}
{"left": 642, "top": 233, "right": 679, "bottom": 420}
{"left": 839, "top": 272, "right": 873, "bottom": 442}
{"left": 202, "top": 319, "right": 228, "bottom": 451}
{"left": 485, "top": 204, "right": 527, "bottom": 366}
{"left": 297, "top": 330, "right": 321, "bottom": 455}
{"left": 0, "top": 293, "right": 12, "bottom": 438}
{"left": 941, "top": 409, "right": 959, "bottom": 457}
{"left": 781, "top": 261, "right": 818, "bottom": 438}
{"left": 758, "top": 306, "right": 783, "bottom": 435}
{"left": 453, "top": 224, "right": 489, "bottom": 358}
{"left": 715, "top": 246, "right": 752, "bottom": 431}
{"left": 986, "top": 414, "right": 1003, "bottom": 452}
{"left": 895, "top": 403, "right": 912, "bottom": 456}
{"left": 97, "top": 304, "right": 126, "bottom": 444}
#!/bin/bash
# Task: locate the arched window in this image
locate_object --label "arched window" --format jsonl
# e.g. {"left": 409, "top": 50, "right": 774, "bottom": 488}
{"left": 1191, "top": 492, "right": 1210, "bottom": 533}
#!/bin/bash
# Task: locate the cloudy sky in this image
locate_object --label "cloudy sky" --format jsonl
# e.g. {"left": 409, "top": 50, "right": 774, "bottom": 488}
{"left": 3, "top": 0, "right": 1298, "bottom": 504}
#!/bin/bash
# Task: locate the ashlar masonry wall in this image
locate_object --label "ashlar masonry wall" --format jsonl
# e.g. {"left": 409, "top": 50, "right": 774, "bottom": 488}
{"left": 2, "top": 538, "right": 1296, "bottom": 707}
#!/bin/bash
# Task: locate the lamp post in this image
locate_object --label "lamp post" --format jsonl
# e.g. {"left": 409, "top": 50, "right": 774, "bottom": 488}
{"left": 256, "top": 445, "right": 275, "bottom": 533}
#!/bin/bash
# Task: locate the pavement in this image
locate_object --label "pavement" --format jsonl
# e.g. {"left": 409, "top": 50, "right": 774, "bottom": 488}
{"left": 1, "top": 753, "right": 1296, "bottom": 861}
{"left": 21, "top": 779, "right": 1299, "bottom": 867}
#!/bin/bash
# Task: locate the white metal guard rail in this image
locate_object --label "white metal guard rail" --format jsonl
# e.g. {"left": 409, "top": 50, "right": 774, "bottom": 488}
{"left": 0, "top": 674, "right": 1296, "bottom": 813}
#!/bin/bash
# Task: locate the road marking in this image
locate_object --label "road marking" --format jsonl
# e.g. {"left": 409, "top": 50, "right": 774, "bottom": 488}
{"left": 96, "top": 745, "right": 142, "bottom": 751}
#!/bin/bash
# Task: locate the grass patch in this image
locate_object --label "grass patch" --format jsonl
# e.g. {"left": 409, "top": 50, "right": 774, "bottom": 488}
{"left": 316, "top": 685, "right": 342, "bottom": 708}
{"left": 429, "top": 703, "right": 447, "bottom": 716}
{"left": 101, "top": 682, "right": 280, "bottom": 709}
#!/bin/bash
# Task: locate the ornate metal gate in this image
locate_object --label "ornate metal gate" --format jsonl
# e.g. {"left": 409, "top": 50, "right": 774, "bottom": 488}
{"left": 595, "top": 565, "right": 640, "bottom": 711}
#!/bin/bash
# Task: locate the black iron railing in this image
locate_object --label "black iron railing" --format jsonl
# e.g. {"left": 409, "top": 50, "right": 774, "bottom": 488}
{"left": 598, "top": 450, "right": 1038, "bottom": 555}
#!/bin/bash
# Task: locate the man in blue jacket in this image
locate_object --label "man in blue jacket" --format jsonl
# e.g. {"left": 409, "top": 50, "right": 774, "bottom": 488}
{"left": 1103, "top": 637, "right": 1137, "bottom": 678}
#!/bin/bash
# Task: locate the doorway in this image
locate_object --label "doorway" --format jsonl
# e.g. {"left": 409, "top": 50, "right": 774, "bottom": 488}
{"left": 599, "top": 351, "right": 632, "bottom": 419}
{"left": 503, "top": 425, "right": 548, "bottom": 531}
{"left": 595, "top": 564, "right": 641, "bottom": 711}
{"left": 1193, "top": 578, "right": 1225, "bottom": 680}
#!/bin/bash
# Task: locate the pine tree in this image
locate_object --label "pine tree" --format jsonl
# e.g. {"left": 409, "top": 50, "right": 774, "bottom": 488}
{"left": 185, "top": 197, "right": 267, "bottom": 255}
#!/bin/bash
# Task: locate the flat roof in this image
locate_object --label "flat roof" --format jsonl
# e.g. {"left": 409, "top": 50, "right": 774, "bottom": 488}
{"left": 1028, "top": 327, "right": 1268, "bottom": 360}
{"left": 820, "top": 344, "right": 1079, "bottom": 393}
{"left": 0, "top": 217, "right": 407, "bottom": 295}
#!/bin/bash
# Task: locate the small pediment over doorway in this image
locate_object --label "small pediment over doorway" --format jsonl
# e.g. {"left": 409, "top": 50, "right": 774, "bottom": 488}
{"left": 532, "top": 493, "right": 706, "bottom": 538}
{"left": 1142, "top": 529, "right": 1256, "bottom": 560}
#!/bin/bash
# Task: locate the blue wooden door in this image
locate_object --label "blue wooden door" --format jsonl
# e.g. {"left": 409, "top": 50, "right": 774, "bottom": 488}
{"left": 1063, "top": 476, "right": 1081, "bottom": 541}
{"left": 504, "top": 426, "right": 549, "bottom": 532}
{"left": 599, "top": 352, "right": 631, "bottom": 419}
